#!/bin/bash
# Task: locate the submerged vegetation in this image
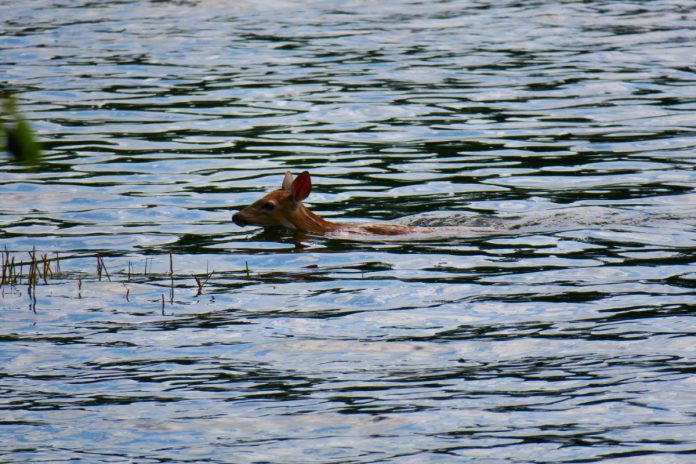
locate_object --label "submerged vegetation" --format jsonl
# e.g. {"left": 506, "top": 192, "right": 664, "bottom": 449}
{"left": 1, "top": 248, "right": 220, "bottom": 312}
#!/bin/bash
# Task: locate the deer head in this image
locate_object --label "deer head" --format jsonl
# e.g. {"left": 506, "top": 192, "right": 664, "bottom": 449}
{"left": 232, "top": 171, "right": 329, "bottom": 233}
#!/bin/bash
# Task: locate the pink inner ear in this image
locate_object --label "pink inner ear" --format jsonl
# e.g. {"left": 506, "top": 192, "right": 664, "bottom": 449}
{"left": 292, "top": 171, "right": 312, "bottom": 203}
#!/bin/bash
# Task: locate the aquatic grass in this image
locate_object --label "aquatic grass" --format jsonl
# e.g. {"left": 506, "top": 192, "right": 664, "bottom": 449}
{"left": 169, "top": 251, "right": 174, "bottom": 304}
{"left": 96, "top": 253, "right": 111, "bottom": 282}
{"left": 0, "top": 249, "right": 251, "bottom": 311}
{"left": 192, "top": 262, "right": 214, "bottom": 297}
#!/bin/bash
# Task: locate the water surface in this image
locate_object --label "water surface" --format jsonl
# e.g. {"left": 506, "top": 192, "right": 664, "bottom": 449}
{"left": 1, "top": 0, "right": 695, "bottom": 462}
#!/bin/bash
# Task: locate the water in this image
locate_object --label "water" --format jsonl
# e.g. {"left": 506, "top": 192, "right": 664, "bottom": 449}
{"left": 1, "top": 0, "right": 695, "bottom": 462}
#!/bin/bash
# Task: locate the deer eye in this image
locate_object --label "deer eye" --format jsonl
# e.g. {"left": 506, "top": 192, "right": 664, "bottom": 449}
{"left": 260, "top": 201, "right": 276, "bottom": 212}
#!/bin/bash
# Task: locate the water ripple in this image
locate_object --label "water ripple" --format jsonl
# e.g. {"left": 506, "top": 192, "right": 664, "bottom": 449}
{"left": 1, "top": 0, "right": 695, "bottom": 462}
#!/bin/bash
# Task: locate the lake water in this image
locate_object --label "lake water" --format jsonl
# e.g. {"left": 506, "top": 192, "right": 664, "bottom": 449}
{"left": 1, "top": 0, "right": 695, "bottom": 462}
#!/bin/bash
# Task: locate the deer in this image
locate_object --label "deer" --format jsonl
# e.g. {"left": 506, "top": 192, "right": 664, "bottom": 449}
{"left": 232, "top": 171, "right": 499, "bottom": 238}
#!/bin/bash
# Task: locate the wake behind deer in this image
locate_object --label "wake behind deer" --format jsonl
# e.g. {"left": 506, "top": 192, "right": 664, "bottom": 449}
{"left": 232, "top": 171, "right": 696, "bottom": 241}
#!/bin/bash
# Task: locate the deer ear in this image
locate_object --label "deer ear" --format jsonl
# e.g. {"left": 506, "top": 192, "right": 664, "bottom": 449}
{"left": 281, "top": 171, "right": 293, "bottom": 191}
{"left": 291, "top": 171, "right": 312, "bottom": 204}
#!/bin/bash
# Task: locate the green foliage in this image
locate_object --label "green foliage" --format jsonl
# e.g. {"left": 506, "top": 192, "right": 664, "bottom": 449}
{"left": 2, "top": 94, "right": 42, "bottom": 167}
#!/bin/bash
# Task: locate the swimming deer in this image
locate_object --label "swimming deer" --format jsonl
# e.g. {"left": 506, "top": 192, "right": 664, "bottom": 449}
{"left": 232, "top": 171, "right": 498, "bottom": 237}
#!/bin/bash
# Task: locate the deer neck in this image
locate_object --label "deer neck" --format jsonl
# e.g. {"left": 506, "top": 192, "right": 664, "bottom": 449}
{"left": 291, "top": 204, "right": 341, "bottom": 234}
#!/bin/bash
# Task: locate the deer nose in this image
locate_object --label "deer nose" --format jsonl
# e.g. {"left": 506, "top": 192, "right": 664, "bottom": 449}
{"left": 232, "top": 213, "right": 248, "bottom": 227}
